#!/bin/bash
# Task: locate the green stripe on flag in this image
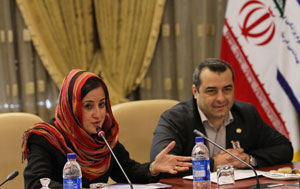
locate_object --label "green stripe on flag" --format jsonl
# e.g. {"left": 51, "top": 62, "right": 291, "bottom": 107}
{"left": 273, "top": 0, "right": 286, "bottom": 17}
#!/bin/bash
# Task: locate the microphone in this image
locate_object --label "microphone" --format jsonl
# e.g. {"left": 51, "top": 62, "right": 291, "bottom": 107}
{"left": 193, "top": 129, "right": 265, "bottom": 188}
{"left": 96, "top": 127, "right": 133, "bottom": 189}
{"left": 0, "top": 170, "right": 19, "bottom": 187}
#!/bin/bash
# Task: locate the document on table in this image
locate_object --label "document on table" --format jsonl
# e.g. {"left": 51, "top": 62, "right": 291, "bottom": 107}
{"left": 183, "top": 169, "right": 264, "bottom": 183}
{"left": 105, "top": 182, "right": 172, "bottom": 188}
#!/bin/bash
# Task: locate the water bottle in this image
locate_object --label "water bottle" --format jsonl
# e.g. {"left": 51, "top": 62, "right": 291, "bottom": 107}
{"left": 63, "top": 153, "right": 82, "bottom": 189}
{"left": 192, "top": 137, "right": 211, "bottom": 188}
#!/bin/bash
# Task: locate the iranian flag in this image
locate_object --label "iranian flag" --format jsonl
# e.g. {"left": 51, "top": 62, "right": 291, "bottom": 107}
{"left": 221, "top": 0, "right": 300, "bottom": 161}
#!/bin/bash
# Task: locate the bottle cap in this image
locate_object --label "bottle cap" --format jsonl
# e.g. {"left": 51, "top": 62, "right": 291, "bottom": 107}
{"left": 67, "top": 153, "right": 76, "bottom": 160}
{"left": 195, "top": 137, "right": 204, "bottom": 143}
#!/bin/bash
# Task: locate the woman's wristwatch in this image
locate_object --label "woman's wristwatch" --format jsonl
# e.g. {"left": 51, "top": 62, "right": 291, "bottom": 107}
{"left": 249, "top": 155, "right": 257, "bottom": 167}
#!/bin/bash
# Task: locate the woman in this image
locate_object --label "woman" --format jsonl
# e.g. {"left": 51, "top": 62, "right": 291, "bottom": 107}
{"left": 22, "top": 69, "right": 191, "bottom": 189}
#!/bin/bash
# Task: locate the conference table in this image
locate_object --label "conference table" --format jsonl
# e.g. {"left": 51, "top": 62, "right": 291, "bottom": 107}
{"left": 159, "top": 162, "right": 300, "bottom": 188}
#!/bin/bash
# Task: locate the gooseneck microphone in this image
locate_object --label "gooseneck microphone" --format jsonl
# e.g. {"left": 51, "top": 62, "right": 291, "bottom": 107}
{"left": 193, "top": 129, "right": 261, "bottom": 188}
{"left": 0, "top": 170, "right": 19, "bottom": 187}
{"left": 96, "top": 127, "right": 133, "bottom": 189}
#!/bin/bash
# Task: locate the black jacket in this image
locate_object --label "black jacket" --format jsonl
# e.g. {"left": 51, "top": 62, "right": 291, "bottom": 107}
{"left": 150, "top": 97, "right": 293, "bottom": 177}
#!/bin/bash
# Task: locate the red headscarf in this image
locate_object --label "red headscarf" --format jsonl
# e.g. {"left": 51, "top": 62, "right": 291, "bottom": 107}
{"left": 22, "top": 69, "right": 119, "bottom": 179}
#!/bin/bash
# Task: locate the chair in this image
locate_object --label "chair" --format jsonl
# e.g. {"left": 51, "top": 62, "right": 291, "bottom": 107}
{"left": 0, "top": 112, "right": 43, "bottom": 189}
{"left": 112, "top": 99, "right": 179, "bottom": 163}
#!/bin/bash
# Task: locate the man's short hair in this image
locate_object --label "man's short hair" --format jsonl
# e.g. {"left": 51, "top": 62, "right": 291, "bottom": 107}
{"left": 193, "top": 58, "right": 235, "bottom": 90}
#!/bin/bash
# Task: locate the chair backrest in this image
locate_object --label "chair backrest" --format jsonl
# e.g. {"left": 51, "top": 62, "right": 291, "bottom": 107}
{"left": 112, "top": 99, "right": 179, "bottom": 163}
{"left": 0, "top": 112, "right": 43, "bottom": 189}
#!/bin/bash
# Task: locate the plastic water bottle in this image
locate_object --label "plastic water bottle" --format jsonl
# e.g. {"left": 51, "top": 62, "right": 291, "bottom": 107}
{"left": 63, "top": 153, "right": 82, "bottom": 189}
{"left": 192, "top": 137, "right": 211, "bottom": 188}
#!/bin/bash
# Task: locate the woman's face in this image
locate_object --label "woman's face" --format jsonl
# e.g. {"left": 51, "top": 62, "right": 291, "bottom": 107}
{"left": 81, "top": 86, "right": 106, "bottom": 135}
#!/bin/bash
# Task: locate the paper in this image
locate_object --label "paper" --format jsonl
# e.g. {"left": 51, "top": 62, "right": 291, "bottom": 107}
{"left": 106, "top": 182, "right": 172, "bottom": 189}
{"left": 183, "top": 169, "right": 264, "bottom": 183}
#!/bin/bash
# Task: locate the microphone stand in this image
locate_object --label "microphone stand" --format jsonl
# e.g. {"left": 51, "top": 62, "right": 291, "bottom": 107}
{"left": 0, "top": 170, "right": 19, "bottom": 187}
{"left": 193, "top": 129, "right": 264, "bottom": 188}
{"left": 96, "top": 127, "right": 133, "bottom": 189}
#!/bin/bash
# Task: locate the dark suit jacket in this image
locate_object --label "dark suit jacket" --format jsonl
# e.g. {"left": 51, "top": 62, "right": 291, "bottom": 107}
{"left": 150, "top": 97, "right": 293, "bottom": 177}
{"left": 24, "top": 121, "right": 159, "bottom": 189}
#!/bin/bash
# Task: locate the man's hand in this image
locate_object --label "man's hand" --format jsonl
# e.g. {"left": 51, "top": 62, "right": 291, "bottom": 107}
{"left": 150, "top": 141, "right": 192, "bottom": 175}
{"left": 213, "top": 148, "right": 250, "bottom": 171}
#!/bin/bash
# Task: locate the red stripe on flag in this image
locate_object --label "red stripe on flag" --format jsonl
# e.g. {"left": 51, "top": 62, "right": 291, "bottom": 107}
{"left": 220, "top": 19, "right": 289, "bottom": 138}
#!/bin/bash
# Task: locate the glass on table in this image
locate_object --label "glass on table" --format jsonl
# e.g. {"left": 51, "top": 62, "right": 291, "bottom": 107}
{"left": 89, "top": 182, "right": 107, "bottom": 189}
{"left": 217, "top": 164, "right": 235, "bottom": 185}
{"left": 40, "top": 177, "right": 51, "bottom": 189}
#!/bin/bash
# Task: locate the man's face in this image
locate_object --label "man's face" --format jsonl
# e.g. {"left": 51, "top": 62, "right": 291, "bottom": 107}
{"left": 192, "top": 68, "right": 234, "bottom": 124}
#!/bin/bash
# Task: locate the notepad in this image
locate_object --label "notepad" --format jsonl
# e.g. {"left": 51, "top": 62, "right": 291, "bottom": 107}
{"left": 105, "top": 182, "right": 172, "bottom": 188}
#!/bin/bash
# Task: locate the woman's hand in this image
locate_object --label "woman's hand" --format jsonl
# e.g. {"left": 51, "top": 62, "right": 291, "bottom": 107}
{"left": 149, "top": 141, "right": 192, "bottom": 175}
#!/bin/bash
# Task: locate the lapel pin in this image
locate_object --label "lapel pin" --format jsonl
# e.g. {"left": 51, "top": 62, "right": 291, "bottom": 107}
{"left": 231, "top": 140, "right": 241, "bottom": 149}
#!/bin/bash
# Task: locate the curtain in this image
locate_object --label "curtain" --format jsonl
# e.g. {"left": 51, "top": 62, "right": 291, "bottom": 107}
{"left": 16, "top": 0, "right": 97, "bottom": 86}
{"left": 140, "top": 0, "right": 228, "bottom": 101}
{"left": 1, "top": 0, "right": 228, "bottom": 121}
{"left": 93, "top": 0, "right": 165, "bottom": 104}
{"left": 16, "top": 0, "right": 165, "bottom": 104}
{"left": 0, "top": 0, "right": 59, "bottom": 121}
{"left": 0, "top": 0, "right": 19, "bottom": 112}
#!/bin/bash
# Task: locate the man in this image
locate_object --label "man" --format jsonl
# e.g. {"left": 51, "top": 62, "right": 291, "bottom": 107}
{"left": 150, "top": 58, "right": 293, "bottom": 177}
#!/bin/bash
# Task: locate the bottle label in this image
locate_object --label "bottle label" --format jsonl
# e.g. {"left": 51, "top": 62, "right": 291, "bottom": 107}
{"left": 192, "top": 159, "right": 210, "bottom": 181}
{"left": 63, "top": 178, "right": 82, "bottom": 189}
